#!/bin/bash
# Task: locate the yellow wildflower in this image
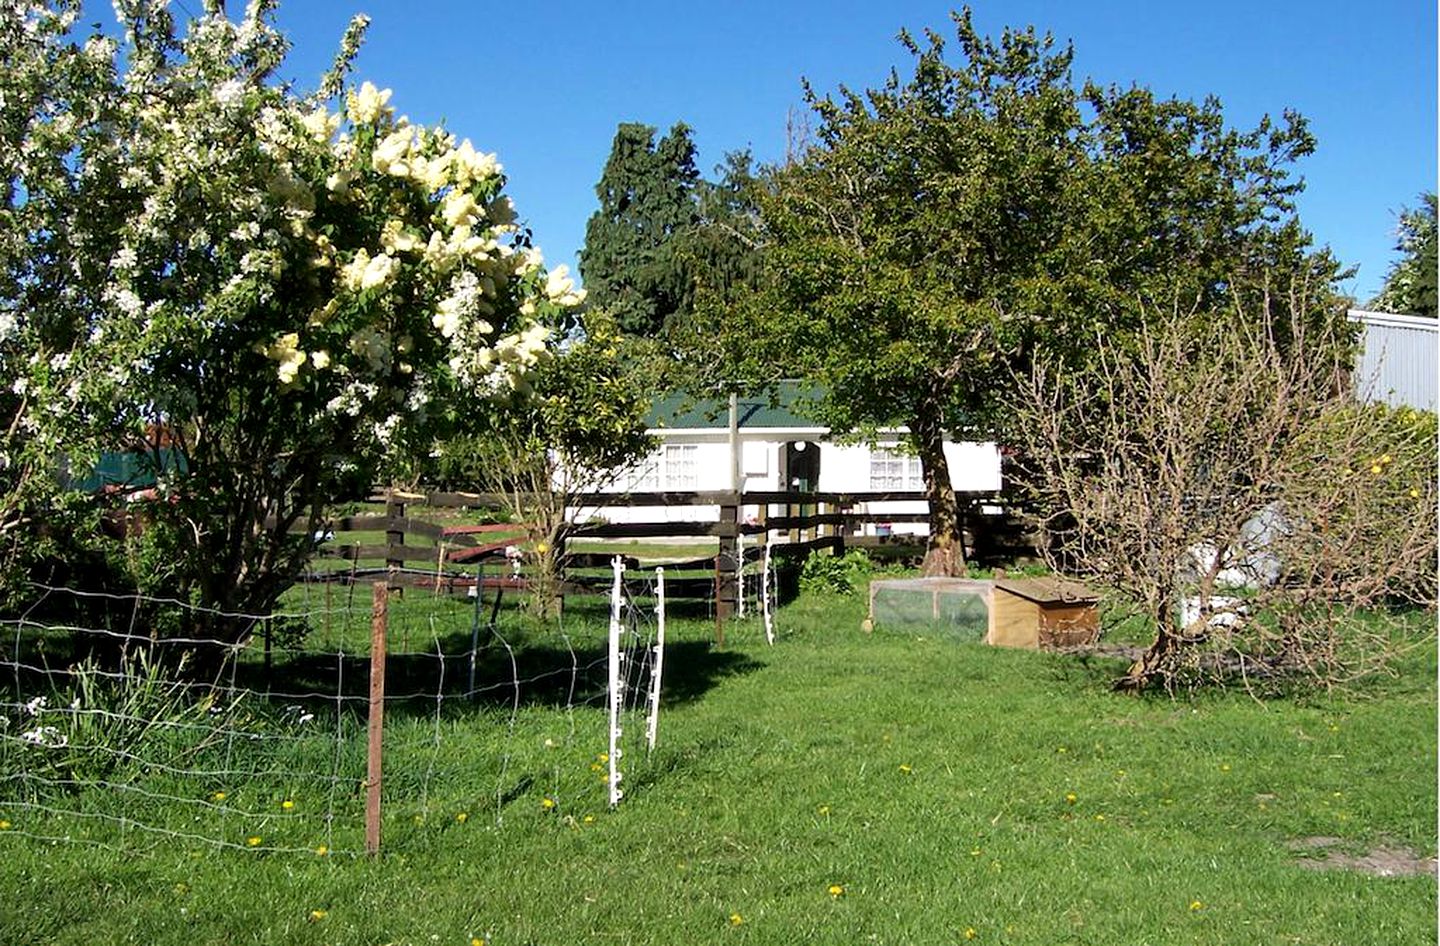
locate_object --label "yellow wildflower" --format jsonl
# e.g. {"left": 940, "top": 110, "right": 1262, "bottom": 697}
{"left": 246, "top": 836, "right": 262, "bottom": 847}
{"left": 456, "top": 812, "right": 468, "bottom": 823}
{"left": 212, "top": 792, "right": 226, "bottom": 801}
{"left": 472, "top": 938, "right": 487, "bottom": 946}
{"left": 541, "top": 797, "right": 556, "bottom": 810}
{"left": 1189, "top": 900, "right": 1204, "bottom": 911}
{"left": 315, "top": 845, "right": 329, "bottom": 856}
{"left": 281, "top": 799, "right": 295, "bottom": 810}
{"left": 0, "top": 820, "right": 11, "bottom": 830}
{"left": 964, "top": 928, "right": 977, "bottom": 941}
{"left": 1065, "top": 792, "right": 1077, "bottom": 805}
{"left": 818, "top": 805, "right": 830, "bottom": 816}
{"left": 583, "top": 815, "right": 595, "bottom": 824}
{"left": 308, "top": 909, "right": 327, "bottom": 922}
{"left": 828, "top": 884, "right": 844, "bottom": 898}
{"left": 898, "top": 764, "right": 913, "bottom": 775}
{"left": 729, "top": 913, "right": 744, "bottom": 926}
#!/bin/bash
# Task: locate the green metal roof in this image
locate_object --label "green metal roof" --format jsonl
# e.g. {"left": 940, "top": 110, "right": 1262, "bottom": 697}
{"left": 66, "top": 448, "right": 188, "bottom": 493}
{"left": 647, "top": 382, "right": 825, "bottom": 430}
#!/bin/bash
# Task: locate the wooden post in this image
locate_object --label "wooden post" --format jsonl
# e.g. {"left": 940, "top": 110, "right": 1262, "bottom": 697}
{"left": 365, "top": 579, "right": 388, "bottom": 857}
{"left": 385, "top": 491, "right": 405, "bottom": 581}
{"left": 716, "top": 496, "right": 739, "bottom": 621}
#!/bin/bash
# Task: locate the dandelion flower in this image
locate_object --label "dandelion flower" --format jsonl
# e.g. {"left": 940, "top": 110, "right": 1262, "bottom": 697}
{"left": 315, "top": 845, "right": 329, "bottom": 856}
{"left": 281, "top": 799, "right": 295, "bottom": 810}
{"left": 456, "top": 812, "right": 468, "bottom": 823}
{"left": 818, "top": 805, "right": 830, "bottom": 816}
{"left": 583, "top": 815, "right": 595, "bottom": 824}
{"left": 1189, "top": 900, "right": 1204, "bottom": 911}
{"left": 729, "top": 913, "right": 744, "bottom": 926}
{"left": 246, "top": 836, "right": 262, "bottom": 847}
{"left": 1065, "top": 792, "right": 1077, "bottom": 805}
{"left": 828, "top": 884, "right": 844, "bottom": 898}
{"left": 472, "top": 938, "right": 487, "bottom": 946}
{"left": 212, "top": 792, "right": 226, "bottom": 801}
{"left": 964, "top": 928, "right": 978, "bottom": 940}
{"left": 308, "top": 909, "right": 327, "bottom": 922}
{"left": 1094, "top": 814, "right": 1106, "bottom": 822}
{"left": 0, "top": 820, "right": 11, "bottom": 830}
{"left": 541, "top": 797, "right": 556, "bottom": 810}
{"left": 1370, "top": 465, "right": 1382, "bottom": 474}
{"left": 1411, "top": 488, "right": 1422, "bottom": 498}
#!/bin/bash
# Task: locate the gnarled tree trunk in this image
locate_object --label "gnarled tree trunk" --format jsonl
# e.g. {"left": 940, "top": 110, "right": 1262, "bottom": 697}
{"left": 912, "top": 410, "right": 967, "bottom": 577}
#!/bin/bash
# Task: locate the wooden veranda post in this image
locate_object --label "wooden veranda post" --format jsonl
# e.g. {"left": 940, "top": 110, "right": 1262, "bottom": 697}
{"left": 365, "top": 579, "right": 389, "bottom": 856}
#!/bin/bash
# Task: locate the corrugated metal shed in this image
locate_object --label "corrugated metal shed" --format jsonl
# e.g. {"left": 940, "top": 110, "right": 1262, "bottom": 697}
{"left": 1348, "top": 309, "right": 1438, "bottom": 411}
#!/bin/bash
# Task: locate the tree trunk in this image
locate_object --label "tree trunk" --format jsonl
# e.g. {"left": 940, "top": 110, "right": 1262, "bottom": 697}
{"left": 1115, "top": 600, "right": 1180, "bottom": 692}
{"left": 912, "top": 410, "right": 967, "bottom": 577}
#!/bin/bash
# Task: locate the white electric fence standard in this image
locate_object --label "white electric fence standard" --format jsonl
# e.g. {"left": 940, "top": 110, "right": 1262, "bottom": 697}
{"left": 603, "top": 558, "right": 669, "bottom": 808}
{"left": 645, "top": 568, "right": 666, "bottom": 752}
{"left": 605, "top": 557, "right": 625, "bottom": 808}
{"left": 761, "top": 536, "right": 776, "bottom": 646}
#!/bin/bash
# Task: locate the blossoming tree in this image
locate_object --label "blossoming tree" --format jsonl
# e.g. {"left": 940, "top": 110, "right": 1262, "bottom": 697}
{"left": 2, "top": 0, "right": 586, "bottom": 639}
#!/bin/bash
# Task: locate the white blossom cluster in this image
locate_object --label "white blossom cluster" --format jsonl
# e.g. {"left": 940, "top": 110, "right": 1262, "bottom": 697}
{"left": 5, "top": 1, "right": 587, "bottom": 471}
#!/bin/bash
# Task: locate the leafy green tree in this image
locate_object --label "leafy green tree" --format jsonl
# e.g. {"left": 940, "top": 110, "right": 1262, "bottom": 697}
{"left": 432, "top": 311, "right": 655, "bottom": 615}
{"left": 703, "top": 9, "right": 1342, "bottom": 576}
{"left": 579, "top": 122, "right": 701, "bottom": 336}
{"left": 1370, "top": 193, "right": 1437, "bottom": 317}
{"left": 1, "top": 1, "right": 584, "bottom": 639}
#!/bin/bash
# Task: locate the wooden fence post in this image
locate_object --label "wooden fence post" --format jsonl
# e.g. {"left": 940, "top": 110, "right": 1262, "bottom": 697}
{"left": 365, "top": 579, "right": 389, "bottom": 857}
{"left": 385, "top": 491, "right": 405, "bottom": 579}
{"left": 715, "top": 494, "right": 739, "bottom": 625}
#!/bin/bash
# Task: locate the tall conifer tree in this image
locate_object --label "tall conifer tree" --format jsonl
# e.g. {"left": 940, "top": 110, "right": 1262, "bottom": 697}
{"left": 580, "top": 122, "right": 701, "bottom": 336}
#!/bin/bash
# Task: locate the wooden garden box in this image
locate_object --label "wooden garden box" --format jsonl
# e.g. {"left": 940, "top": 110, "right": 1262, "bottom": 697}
{"left": 988, "top": 577, "right": 1099, "bottom": 650}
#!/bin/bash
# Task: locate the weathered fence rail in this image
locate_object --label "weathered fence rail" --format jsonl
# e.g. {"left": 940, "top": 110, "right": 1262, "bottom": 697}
{"left": 282, "top": 487, "right": 1036, "bottom": 614}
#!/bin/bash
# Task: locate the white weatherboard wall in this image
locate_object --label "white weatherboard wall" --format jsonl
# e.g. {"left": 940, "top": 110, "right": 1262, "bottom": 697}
{"left": 573, "top": 431, "right": 1001, "bottom": 533}
{"left": 1349, "top": 309, "right": 1438, "bottom": 411}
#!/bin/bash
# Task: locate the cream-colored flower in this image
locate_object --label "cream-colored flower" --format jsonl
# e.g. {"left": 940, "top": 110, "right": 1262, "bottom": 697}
{"left": 371, "top": 128, "right": 414, "bottom": 176}
{"left": 381, "top": 219, "right": 422, "bottom": 254}
{"left": 340, "top": 249, "right": 399, "bottom": 292}
{"left": 545, "top": 265, "right": 585, "bottom": 306}
{"left": 310, "top": 350, "right": 331, "bottom": 369}
{"left": 261, "top": 332, "right": 306, "bottom": 385}
{"left": 300, "top": 106, "right": 340, "bottom": 143}
{"left": 442, "top": 191, "right": 481, "bottom": 229}
{"left": 347, "top": 81, "right": 392, "bottom": 125}
{"left": 450, "top": 139, "right": 500, "bottom": 186}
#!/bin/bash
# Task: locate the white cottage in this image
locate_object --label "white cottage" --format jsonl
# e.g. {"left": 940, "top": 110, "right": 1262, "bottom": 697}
{"left": 577, "top": 386, "right": 1002, "bottom": 535}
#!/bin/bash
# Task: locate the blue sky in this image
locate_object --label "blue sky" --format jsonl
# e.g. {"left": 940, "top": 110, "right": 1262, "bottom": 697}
{"left": 264, "top": 0, "right": 1436, "bottom": 303}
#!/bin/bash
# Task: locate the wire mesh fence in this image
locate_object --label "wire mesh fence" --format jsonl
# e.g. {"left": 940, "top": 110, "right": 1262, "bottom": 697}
{"left": 0, "top": 564, "right": 683, "bottom": 856}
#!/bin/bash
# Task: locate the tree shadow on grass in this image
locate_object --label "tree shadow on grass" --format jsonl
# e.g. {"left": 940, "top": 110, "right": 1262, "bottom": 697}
{"left": 231, "top": 633, "right": 765, "bottom": 722}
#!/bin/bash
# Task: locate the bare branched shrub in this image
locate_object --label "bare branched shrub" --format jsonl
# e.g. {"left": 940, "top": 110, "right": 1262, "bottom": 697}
{"left": 1011, "top": 296, "right": 1436, "bottom": 693}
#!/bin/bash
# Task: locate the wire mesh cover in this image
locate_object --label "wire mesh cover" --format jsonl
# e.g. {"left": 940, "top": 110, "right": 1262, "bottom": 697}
{"left": 868, "top": 578, "right": 992, "bottom": 641}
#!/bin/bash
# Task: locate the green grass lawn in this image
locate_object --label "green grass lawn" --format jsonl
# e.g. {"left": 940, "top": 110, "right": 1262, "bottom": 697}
{"left": 1, "top": 587, "right": 1434, "bottom": 945}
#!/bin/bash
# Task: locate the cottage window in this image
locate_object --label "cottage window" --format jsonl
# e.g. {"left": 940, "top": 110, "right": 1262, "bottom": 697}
{"left": 626, "top": 455, "right": 661, "bottom": 491}
{"left": 664, "top": 444, "right": 698, "bottom": 489}
{"left": 869, "top": 447, "right": 922, "bottom": 490}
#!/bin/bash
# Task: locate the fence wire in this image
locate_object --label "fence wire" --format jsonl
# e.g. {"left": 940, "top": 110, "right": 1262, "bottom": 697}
{"left": 0, "top": 569, "right": 664, "bottom": 856}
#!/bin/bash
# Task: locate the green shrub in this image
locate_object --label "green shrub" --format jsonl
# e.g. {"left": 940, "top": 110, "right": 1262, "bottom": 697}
{"left": 799, "top": 549, "right": 874, "bottom": 596}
